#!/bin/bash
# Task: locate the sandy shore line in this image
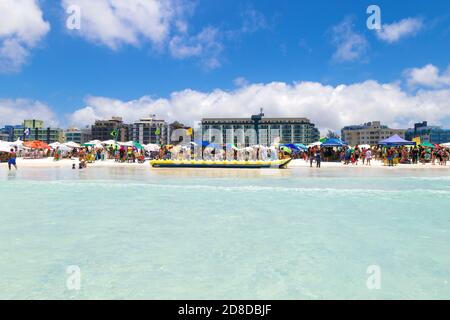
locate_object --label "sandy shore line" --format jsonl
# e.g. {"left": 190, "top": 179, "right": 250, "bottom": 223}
{"left": 1, "top": 158, "right": 449, "bottom": 170}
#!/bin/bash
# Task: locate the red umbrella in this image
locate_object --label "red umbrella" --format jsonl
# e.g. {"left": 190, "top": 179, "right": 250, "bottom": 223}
{"left": 23, "top": 140, "right": 51, "bottom": 150}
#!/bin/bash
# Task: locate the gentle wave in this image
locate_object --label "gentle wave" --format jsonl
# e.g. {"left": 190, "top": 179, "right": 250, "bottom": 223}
{"left": 4, "top": 180, "right": 450, "bottom": 196}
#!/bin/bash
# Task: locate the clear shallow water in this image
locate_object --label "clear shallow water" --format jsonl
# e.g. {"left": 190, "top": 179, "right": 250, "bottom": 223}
{"left": 0, "top": 166, "right": 449, "bottom": 299}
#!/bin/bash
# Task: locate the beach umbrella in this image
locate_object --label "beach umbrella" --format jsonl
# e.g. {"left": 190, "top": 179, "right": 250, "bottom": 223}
{"left": 23, "top": 140, "right": 51, "bottom": 150}
{"left": 440, "top": 142, "right": 450, "bottom": 148}
{"left": 82, "top": 143, "right": 95, "bottom": 147}
{"left": 322, "top": 138, "right": 348, "bottom": 147}
{"left": 280, "top": 146, "right": 292, "bottom": 154}
{"left": 64, "top": 141, "right": 80, "bottom": 148}
{"left": 295, "top": 143, "right": 308, "bottom": 150}
{"left": 145, "top": 144, "right": 161, "bottom": 152}
{"left": 102, "top": 139, "right": 117, "bottom": 145}
{"left": 308, "top": 141, "right": 322, "bottom": 148}
{"left": 87, "top": 140, "right": 102, "bottom": 145}
{"left": 0, "top": 142, "right": 12, "bottom": 152}
{"left": 421, "top": 141, "right": 436, "bottom": 148}
{"left": 10, "top": 139, "right": 24, "bottom": 149}
{"left": 132, "top": 142, "right": 144, "bottom": 149}
{"left": 49, "top": 142, "right": 61, "bottom": 149}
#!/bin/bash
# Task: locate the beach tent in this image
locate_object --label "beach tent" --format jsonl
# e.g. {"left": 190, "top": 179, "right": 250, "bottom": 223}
{"left": 379, "top": 135, "right": 415, "bottom": 146}
{"left": 421, "top": 141, "right": 436, "bottom": 148}
{"left": 322, "top": 138, "right": 348, "bottom": 147}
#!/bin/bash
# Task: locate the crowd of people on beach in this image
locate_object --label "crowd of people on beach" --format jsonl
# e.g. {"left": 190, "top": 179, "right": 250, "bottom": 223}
{"left": 2, "top": 141, "right": 450, "bottom": 170}
{"left": 302, "top": 145, "right": 450, "bottom": 167}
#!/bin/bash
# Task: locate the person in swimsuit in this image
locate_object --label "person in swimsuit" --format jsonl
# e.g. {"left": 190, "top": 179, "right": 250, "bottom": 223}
{"left": 8, "top": 148, "right": 17, "bottom": 170}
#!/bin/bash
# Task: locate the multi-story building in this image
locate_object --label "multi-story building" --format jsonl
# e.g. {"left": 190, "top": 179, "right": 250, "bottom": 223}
{"left": 132, "top": 117, "right": 168, "bottom": 145}
{"left": 405, "top": 121, "right": 450, "bottom": 144}
{"left": 91, "top": 117, "right": 131, "bottom": 142}
{"left": 341, "top": 121, "right": 406, "bottom": 146}
{"left": 0, "top": 125, "right": 22, "bottom": 141}
{"left": 201, "top": 115, "right": 320, "bottom": 147}
{"left": 65, "top": 127, "right": 92, "bottom": 144}
{"left": 0, "top": 132, "right": 8, "bottom": 141}
{"left": 8, "top": 120, "right": 65, "bottom": 143}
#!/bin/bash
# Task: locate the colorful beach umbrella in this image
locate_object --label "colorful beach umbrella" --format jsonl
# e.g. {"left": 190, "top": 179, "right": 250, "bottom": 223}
{"left": 133, "top": 142, "right": 145, "bottom": 149}
{"left": 421, "top": 141, "right": 436, "bottom": 148}
{"left": 280, "top": 146, "right": 292, "bottom": 154}
{"left": 23, "top": 140, "right": 51, "bottom": 150}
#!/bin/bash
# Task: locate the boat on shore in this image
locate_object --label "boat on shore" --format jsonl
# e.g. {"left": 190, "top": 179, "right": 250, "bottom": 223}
{"left": 150, "top": 158, "right": 292, "bottom": 169}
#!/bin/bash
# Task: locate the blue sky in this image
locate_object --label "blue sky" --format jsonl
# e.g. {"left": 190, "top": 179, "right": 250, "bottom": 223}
{"left": 1, "top": 0, "right": 450, "bottom": 132}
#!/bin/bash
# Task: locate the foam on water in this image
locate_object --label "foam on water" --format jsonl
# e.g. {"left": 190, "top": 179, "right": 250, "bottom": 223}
{"left": 0, "top": 166, "right": 449, "bottom": 299}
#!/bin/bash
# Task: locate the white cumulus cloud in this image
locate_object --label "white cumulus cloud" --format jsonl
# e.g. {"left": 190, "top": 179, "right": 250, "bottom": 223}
{"left": 61, "top": 0, "right": 185, "bottom": 49}
{"left": 169, "top": 26, "right": 223, "bottom": 69}
{"left": 0, "top": 98, "right": 58, "bottom": 127}
{"left": 377, "top": 18, "right": 423, "bottom": 43}
{"left": 0, "top": 0, "right": 50, "bottom": 72}
{"left": 67, "top": 80, "right": 450, "bottom": 132}
{"left": 330, "top": 17, "right": 369, "bottom": 63}
{"left": 405, "top": 64, "right": 450, "bottom": 89}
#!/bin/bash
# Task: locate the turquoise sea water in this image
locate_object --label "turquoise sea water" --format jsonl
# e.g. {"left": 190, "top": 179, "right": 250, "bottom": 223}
{"left": 0, "top": 166, "right": 449, "bottom": 299}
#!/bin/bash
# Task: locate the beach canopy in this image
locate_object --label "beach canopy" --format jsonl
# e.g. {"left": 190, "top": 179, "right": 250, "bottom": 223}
{"left": 440, "top": 142, "right": 450, "bottom": 147}
{"left": 322, "top": 138, "right": 348, "bottom": 147}
{"left": 379, "top": 135, "right": 415, "bottom": 146}
{"left": 421, "top": 141, "right": 436, "bottom": 148}
{"left": 23, "top": 140, "right": 51, "bottom": 150}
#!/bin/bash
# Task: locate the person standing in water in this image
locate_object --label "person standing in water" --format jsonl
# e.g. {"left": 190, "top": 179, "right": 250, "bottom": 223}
{"left": 8, "top": 148, "right": 17, "bottom": 170}
{"left": 315, "top": 148, "right": 321, "bottom": 168}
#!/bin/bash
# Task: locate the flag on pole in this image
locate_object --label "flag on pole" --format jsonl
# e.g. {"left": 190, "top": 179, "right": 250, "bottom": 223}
{"left": 24, "top": 128, "right": 30, "bottom": 137}
{"left": 155, "top": 127, "right": 161, "bottom": 135}
{"left": 186, "top": 128, "right": 193, "bottom": 136}
{"left": 110, "top": 130, "right": 118, "bottom": 138}
{"left": 412, "top": 137, "right": 421, "bottom": 146}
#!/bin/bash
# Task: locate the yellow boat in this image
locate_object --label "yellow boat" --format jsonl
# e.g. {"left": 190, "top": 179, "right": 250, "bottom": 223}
{"left": 150, "top": 158, "right": 292, "bottom": 169}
